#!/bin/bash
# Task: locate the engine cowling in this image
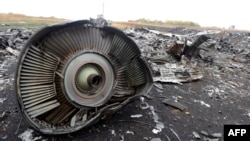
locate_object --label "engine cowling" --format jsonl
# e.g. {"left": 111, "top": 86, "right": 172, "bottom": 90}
{"left": 15, "top": 20, "right": 152, "bottom": 134}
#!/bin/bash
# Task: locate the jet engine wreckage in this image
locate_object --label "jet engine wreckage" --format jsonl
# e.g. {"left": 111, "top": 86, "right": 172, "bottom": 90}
{"left": 0, "top": 18, "right": 249, "bottom": 140}
{"left": 15, "top": 20, "right": 153, "bottom": 134}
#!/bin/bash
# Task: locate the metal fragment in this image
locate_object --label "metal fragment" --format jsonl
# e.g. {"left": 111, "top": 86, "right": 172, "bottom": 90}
{"left": 192, "top": 131, "right": 201, "bottom": 139}
{"left": 162, "top": 98, "right": 186, "bottom": 111}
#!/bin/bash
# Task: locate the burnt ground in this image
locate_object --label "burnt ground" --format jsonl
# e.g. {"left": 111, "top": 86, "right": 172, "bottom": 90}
{"left": 0, "top": 25, "right": 250, "bottom": 141}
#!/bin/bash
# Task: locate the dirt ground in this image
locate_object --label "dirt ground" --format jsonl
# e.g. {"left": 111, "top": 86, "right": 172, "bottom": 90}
{"left": 0, "top": 25, "right": 250, "bottom": 141}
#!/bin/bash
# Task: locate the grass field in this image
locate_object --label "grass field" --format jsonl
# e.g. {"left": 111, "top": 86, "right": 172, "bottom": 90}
{"left": 0, "top": 13, "right": 235, "bottom": 32}
{"left": 0, "top": 13, "right": 67, "bottom": 29}
{"left": 0, "top": 13, "right": 203, "bottom": 30}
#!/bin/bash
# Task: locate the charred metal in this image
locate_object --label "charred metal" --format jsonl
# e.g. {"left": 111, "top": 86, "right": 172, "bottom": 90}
{"left": 14, "top": 20, "right": 153, "bottom": 134}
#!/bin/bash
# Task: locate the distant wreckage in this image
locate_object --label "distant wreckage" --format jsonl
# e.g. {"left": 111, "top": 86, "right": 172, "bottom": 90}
{"left": 15, "top": 20, "right": 153, "bottom": 134}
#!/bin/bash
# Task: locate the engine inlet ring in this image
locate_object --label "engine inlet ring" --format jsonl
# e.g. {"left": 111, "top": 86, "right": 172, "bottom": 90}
{"left": 63, "top": 52, "right": 115, "bottom": 107}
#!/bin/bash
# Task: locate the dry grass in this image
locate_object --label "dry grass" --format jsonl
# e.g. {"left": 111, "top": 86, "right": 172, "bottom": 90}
{"left": 0, "top": 13, "right": 66, "bottom": 23}
{"left": 0, "top": 13, "right": 67, "bottom": 29}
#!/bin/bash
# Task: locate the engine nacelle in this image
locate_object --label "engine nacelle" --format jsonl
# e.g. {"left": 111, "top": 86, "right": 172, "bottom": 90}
{"left": 15, "top": 20, "right": 152, "bottom": 134}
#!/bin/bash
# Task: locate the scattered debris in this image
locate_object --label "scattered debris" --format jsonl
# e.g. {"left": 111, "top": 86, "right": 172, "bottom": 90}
{"left": 0, "top": 98, "right": 6, "bottom": 103}
{"left": 150, "top": 106, "right": 164, "bottom": 134}
{"left": 193, "top": 100, "right": 211, "bottom": 108}
{"left": 183, "top": 35, "right": 210, "bottom": 60}
{"left": 162, "top": 98, "right": 186, "bottom": 111}
{"left": 153, "top": 63, "right": 203, "bottom": 84}
{"left": 5, "top": 47, "right": 19, "bottom": 56}
{"left": 140, "top": 97, "right": 164, "bottom": 134}
{"left": 0, "top": 110, "right": 10, "bottom": 121}
{"left": 125, "top": 28, "right": 212, "bottom": 84}
{"left": 202, "top": 85, "right": 222, "bottom": 99}
{"left": 18, "top": 129, "right": 43, "bottom": 141}
{"left": 166, "top": 35, "right": 210, "bottom": 60}
{"left": 1, "top": 24, "right": 250, "bottom": 140}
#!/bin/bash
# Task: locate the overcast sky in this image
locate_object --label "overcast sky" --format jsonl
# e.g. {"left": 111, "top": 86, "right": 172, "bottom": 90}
{"left": 0, "top": 0, "right": 249, "bottom": 30}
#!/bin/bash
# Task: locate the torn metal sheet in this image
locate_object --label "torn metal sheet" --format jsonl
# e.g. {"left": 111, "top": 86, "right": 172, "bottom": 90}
{"left": 166, "top": 35, "right": 210, "bottom": 60}
{"left": 183, "top": 35, "right": 210, "bottom": 60}
{"left": 153, "top": 63, "right": 204, "bottom": 84}
{"left": 162, "top": 98, "right": 186, "bottom": 111}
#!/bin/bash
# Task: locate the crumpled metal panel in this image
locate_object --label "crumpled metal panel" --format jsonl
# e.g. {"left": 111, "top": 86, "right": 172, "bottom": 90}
{"left": 15, "top": 20, "right": 153, "bottom": 134}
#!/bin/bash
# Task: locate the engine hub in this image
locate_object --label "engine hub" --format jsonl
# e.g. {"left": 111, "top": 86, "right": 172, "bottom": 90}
{"left": 63, "top": 52, "right": 115, "bottom": 107}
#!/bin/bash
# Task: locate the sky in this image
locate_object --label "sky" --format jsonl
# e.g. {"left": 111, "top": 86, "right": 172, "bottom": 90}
{"left": 0, "top": 0, "right": 249, "bottom": 30}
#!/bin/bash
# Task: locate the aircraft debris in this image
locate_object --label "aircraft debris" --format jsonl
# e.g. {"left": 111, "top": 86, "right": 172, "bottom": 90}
{"left": 150, "top": 138, "right": 162, "bottom": 141}
{"left": 0, "top": 20, "right": 250, "bottom": 140}
{"left": 126, "top": 131, "right": 135, "bottom": 135}
{"left": 0, "top": 110, "right": 10, "bottom": 121}
{"left": 125, "top": 28, "right": 207, "bottom": 84}
{"left": 193, "top": 100, "right": 211, "bottom": 108}
{"left": 18, "top": 129, "right": 43, "bottom": 141}
{"left": 130, "top": 114, "right": 143, "bottom": 118}
{"left": 6, "top": 47, "right": 19, "bottom": 56}
{"left": 12, "top": 20, "right": 153, "bottom": 134}
{"left": 192, "top": 131, "right": 201, "bottom": 139}
{"left": 140, "top": 97, "right": 164, "bottom": 134}
{"left": 162, "top": 98, "right": 186, "bottom": 111}
{"left": 0, "top": 98, "right": 6, "bottom": 103}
